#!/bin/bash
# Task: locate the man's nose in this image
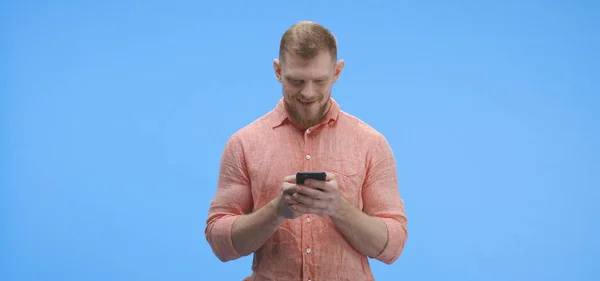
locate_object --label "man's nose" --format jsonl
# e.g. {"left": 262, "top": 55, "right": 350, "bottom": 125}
{"left": 300, "top": 82, "right": 317, "bottom": 98}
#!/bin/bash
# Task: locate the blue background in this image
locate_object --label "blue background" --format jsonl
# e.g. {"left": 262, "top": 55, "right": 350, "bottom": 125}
{"left": 2, "top": 1, "right": 599, "bottom": 280}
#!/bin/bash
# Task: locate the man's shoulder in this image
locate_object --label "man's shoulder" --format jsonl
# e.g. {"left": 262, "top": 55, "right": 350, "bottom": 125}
{"left": 338, "top": 110, "right": 386, "bottom": 140}
{"left": 337, "top": 110, "right": 395, "bottom": 159}
{"left": 226, "top": 108, "right": 277, "bottom": 143}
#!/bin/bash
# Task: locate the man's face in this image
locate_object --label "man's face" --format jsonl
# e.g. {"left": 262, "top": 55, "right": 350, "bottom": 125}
{"left": 274, "top": 50, "right": 344, "bottom": 129}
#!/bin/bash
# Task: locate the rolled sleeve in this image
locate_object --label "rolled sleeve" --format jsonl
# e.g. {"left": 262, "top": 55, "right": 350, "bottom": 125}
{"left": 363, "top": 134, "right": 408, "bottom": 265}
{"left": 205, "top": 133, "right": 253, "bottom": 262}
{"left": 205, "top": 215, "right": 242, "bottom": 262}
{"left": 374, "top": 210, "right": 408, "bottom": 264}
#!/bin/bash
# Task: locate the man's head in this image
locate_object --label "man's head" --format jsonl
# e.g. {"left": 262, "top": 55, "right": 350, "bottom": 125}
{"left": 273, "top": 21, "right": 344, "bottom": 129}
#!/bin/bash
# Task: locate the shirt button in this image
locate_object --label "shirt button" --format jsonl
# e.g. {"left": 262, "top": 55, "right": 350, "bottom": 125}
{"left": 306, "top": 217, "right": 311, "bottom": 223}
{"left": 306, "top": 247, "right": 311, "bottom": 253}
{"left": 305, "top": 154, "right": 311, "bottom": 160}
{"left": 306, "top": 129, "right": 311, "bottom": 134}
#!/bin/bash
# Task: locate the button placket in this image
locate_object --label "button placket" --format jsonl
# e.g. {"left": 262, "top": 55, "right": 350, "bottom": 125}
{"left": 301, "top": 126, "right": 315, "bottom": 281}
{"left": 304, "top": 127, "right": 313, "bottom": 161}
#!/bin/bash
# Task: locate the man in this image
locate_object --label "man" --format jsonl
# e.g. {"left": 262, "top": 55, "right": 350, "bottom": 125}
{"left": 205, "top": 21, "right": 408, "bottom": 281}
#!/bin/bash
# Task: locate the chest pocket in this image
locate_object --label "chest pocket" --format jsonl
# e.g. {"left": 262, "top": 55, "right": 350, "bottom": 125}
{"left": 326, "top": 157, "right": 364, "bottom": 210}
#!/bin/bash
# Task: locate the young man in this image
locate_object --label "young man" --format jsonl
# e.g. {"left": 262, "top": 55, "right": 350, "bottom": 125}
{"left": 205, "top": 21, "right": 408, "bottom": 281}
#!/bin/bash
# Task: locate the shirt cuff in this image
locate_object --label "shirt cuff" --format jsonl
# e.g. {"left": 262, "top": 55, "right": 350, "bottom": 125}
{"left": 374, "top": 217, "right": 407, "bottom": 264}
{"left": 206, "top": 215, "right": 243, "bottom": 262}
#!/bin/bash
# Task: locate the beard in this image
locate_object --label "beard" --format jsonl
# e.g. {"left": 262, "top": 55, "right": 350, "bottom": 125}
{"left": 284, "top": 95, "right": 331, "bottom": 129}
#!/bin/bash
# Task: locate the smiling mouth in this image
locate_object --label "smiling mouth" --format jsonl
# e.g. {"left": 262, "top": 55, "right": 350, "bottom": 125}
{"left": 298, "top": 99, "right": 316, "bottom": 105}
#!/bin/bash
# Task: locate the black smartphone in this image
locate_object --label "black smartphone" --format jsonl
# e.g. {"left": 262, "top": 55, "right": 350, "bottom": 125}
{"left": 296, "top": 172, "right": 327, "bottom": 191}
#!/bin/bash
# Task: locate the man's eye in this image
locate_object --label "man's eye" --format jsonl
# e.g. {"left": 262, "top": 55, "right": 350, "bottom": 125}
{"left": 291, "top": 79, "right": 303, "bottom": 84}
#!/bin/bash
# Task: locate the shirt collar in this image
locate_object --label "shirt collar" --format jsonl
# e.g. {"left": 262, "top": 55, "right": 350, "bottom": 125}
{"left": 271, "top": 97, "right": 341, "bottom": 129}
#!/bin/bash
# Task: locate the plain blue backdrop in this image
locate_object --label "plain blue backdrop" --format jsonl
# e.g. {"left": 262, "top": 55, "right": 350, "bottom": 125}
{"left": 2, "top": 1, "right": 599, "bottom": 280}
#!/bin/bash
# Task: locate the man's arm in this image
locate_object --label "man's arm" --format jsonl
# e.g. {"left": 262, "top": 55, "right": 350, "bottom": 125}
{"left": 230, "top": 198, "right": 286, "bottom": 257}
{"left": 330, "top": 198, "right": 389, "bottom": 258}
{"left": 291, "top": 133, "right": 408, "bottom": 264}
{"left": 205, "top": 134, "right": 284, "bottom": 261}
{"left": 332, "top": 134, "right": 408, "bottom": 264}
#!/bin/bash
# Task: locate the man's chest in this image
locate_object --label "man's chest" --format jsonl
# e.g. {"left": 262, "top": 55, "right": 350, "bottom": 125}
{"left": 244, "top": 129, "right": 368, "bottom": 211}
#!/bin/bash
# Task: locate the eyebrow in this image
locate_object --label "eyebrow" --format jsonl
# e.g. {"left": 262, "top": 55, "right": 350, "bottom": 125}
{"left": 285, "top": 75, "right": 329, "bottom": 81}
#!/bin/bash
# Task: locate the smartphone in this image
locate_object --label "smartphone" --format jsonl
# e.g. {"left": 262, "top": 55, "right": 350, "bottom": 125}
{"left": 296, "top": 172, "right": 326, "bottom": 191}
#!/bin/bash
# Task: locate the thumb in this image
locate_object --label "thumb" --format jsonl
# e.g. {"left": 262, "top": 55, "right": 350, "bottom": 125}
{"left": 283, "top": 175, "right": 296, "bottom": 183}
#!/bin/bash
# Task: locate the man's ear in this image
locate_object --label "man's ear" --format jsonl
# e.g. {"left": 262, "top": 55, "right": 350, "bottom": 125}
{"left": 333, "top": 59, "right": 344, "bottom": 83}
{"left": 273, "top": 58, "right": 283, "bottom": 83}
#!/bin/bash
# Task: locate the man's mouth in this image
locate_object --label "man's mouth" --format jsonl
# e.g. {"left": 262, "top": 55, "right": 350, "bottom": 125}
{"left": 298, "top": 99, "right": 316, "bottom": 105}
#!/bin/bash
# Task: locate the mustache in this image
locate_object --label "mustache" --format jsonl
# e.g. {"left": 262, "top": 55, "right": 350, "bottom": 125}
{"left": 296, "top": 95, "right": 323, "bottom": 101}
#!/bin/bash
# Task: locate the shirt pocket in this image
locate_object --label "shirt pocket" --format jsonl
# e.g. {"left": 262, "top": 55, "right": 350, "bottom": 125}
{"left": 327, "top": 158, "right": 364, "bottom": 209}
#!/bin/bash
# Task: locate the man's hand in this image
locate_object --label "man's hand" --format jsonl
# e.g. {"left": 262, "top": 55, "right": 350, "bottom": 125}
{"left": 230, "top": 175, "right": 301, "bottom": 258}
{"left": 289, "top": 173, "right": 343, "bottom": 218}
{"left": 274, "top": 175, "right": 305, "bottom": 219}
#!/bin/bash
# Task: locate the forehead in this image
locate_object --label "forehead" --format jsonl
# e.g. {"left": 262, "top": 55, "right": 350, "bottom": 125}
{"left": 281, "top": 51, "right": 335, "bottom": 78}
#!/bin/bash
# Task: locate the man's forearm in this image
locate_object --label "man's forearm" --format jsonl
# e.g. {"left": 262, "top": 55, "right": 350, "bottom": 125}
{"left": 330, "top": 198, "right": 388, "bottom": 258}
{"left": 231, "top": 198, "right": 286, "bottom": 257}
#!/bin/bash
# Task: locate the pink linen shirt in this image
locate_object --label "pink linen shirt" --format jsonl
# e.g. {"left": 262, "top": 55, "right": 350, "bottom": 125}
{"left": 205, "top": 98, "right": 408, "bottom": 281}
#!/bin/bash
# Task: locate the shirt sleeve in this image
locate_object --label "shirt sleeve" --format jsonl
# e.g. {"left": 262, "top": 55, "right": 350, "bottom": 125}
{"left": 205, "top": 133, "right": 253, "bottom": 262}
{"left": 362, "top": 134, "right": 408, "bottom": 265}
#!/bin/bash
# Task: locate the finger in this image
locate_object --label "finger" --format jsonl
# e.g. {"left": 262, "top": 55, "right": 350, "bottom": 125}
{"left": 325, "top": 172, "right": 336, "bottom": 181}
{"left": 304, "top": 179, "right": 337, "bottom": 193}
{"left": 291, "top": 204, "right": 323, "bottom": 215}
{"left": 283, "top": 175, "right": 296, "bottom": 183}
{"left": 282, "top": 184, "right": 303, "bottom": 195}
{"left": 293, "top": 193, "right": 328, "bottom": 209}
{"left": 292, "top": 193, "right": 315, "bottom": 207}
{"left": 294, "top": 186, "right": 325, "bottom": 199}
{"left": 291, "top": 204, "right": 313, "bottom": 214}
{"left": 304, "top": 179, "right": 326, "bottom": 190}
{"left": 283, "top": 193, "right": 298, "bottom": 205}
